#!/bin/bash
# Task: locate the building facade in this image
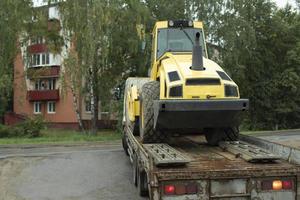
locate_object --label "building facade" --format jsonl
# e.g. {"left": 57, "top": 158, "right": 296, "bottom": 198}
{"left": 11, "top": 4, "right": 109, "bottom": 129}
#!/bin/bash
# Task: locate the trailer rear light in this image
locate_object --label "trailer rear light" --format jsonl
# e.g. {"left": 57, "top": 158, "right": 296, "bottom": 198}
{"left": 261, "top": 180, "right": 294, "bottom": 191}
{"left": 164, "top": 185, "right": 175, "bottom": 195}
{"left": 164, "top": 183, "right": 198, "bottom": 195}
{"left": 282, "top": 180, "right": 293, "bottom": 189}
{"left": 186, "top": 184, "right": 198, "bottom": 194}
{"left": 175, "top": 185, "right": 186, "bottom": 195}
{"left": 261, "top": 180, "right": 272, "bottom": 190}
{"left": 272, "top": 180, "right": 282, "bottom": 190}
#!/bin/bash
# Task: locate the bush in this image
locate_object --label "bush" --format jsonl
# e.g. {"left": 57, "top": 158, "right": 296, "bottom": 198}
{"left": 0, "top": 125, "right": 10, "bottom": 138}
{"left": 0, "top": 116, "right": 45, "bottom": 138}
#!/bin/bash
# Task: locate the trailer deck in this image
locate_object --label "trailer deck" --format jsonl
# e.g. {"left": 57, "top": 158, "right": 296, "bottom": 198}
{"left": 153, "top": 136, "right": 299, "bottom": 181}
{"left": 125, "top": 127, "right": 300, "bottom": 199}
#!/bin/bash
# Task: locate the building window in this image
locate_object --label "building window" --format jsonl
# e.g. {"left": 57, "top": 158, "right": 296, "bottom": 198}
{"left": 32, "top": 53, "right": 50, "bottom": 67}
{"left": 47, "top": 101, "right": 56, "bottom": 113}
{"left": 35, "top": 79, "right": 55, "bottom": 90}
{"left": 42, "top": 53, "right": 50, "bottom": 65}
{"left": 48, "top": 79, "right": 56, "bottom": 90}
{"left": 85, "top": 99, "right": 91, "bottom": 113}
{"left": 32, "top": 54, "right": 40, "bottom": 66}
{"left": 31, "top": 36, "right": 43, "bottom": 45}
{"left": 35, "top": 80, "right": 46, "bottom": 90}
{"left": 35, "top": 80, "right": 41, "bottom": 90}
{"left": 34, "top": 102, "right": 42, "bottom": 114}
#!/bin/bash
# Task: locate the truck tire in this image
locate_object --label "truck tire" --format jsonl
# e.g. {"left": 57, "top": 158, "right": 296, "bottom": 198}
{"left": 124, "top": 78, "right": 150, "bottom": 136}
{"left": 139, "top": 81, "right": 165, "bottom": 143}
{"left": 122, "top": 133, "right": 129, "bottom": 156}
{"left": 204, "top": 127, "right": 239, "bottom": 146}
{"left": 133, "top": 154, "right": 138, "bottom": 186}
{"left": 138, "top": 169, "right": 149, "bottom": 197}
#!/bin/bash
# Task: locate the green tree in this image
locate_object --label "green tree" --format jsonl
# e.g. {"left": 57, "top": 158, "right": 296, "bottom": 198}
{"left": 0, "top": 0, "right": 33, "bottom": 116}
{"left": 60, "top": 0, "right": 149, "bottom": 133}
{"left": 202, "top": 0, "right": 300, "bottom": 130}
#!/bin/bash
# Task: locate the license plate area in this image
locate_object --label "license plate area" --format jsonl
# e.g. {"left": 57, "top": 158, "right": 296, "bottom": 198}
{"left": 210, "top": 179, "right": 249, "bottom": 198}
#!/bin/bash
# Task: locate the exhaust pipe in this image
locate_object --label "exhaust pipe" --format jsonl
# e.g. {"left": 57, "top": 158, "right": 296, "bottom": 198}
{"left": 191, "top": 32, "right": 204, "bottom": 71}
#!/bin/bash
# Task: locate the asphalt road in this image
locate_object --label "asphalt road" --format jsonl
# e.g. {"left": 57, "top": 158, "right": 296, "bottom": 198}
{"left": 0, "top": 130, "right": 299, "bottom": 200}
{"left": 253, "top": 129, "right": 300, "bottom": 149}
{"left": 0, "top": 143, "right": 146, "bottom": 200}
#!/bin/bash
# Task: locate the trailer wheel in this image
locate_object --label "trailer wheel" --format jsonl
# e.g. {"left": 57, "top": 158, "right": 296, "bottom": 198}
{"left": 138, "top": 169, "right": 149, "bottom": 197}
{"left": 132, "top": 155, "right": 138, "bottom": 186}
{"left": 139, "top": 81, "right": 165, "bottom": 143}
{"left": 204, "top": 127, "right": 239, "bottom": 146}
{"left": 122, "top": 133, "right": 129, "bottom": 156}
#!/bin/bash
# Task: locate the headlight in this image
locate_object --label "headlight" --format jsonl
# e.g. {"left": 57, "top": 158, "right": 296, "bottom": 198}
{"left": 169, "top": 85, "right": 182, "bottom": 97}
{"left": 169, "top": 20, "right": 174, "bottom": 27}
{"left": 225, "top": 85, "right": 238, "bottom": 97}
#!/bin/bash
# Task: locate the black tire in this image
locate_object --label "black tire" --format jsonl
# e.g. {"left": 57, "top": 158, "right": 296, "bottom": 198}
{"left": 205, "top": 127, "right": 239, "bottom": 146}
{"left": 225, "top": 127, "right": 239, "bottom": 141}
{"left": 124, "top": 78, "right": 150, "bottom": 136}
{"left": 122, "top": 133, "right": 129, "bottom": 156}
{"left": 139, "top": 81, "right": 165, "bottom": 143}
{"left": 132, "top": 155, "right": 138, "bottom": 186}
{"left": 138, "top": 169, "right": 149, "bottom": 197}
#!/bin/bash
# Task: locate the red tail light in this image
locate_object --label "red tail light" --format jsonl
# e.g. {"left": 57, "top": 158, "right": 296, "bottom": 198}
{"left": 175, "top": 185, "right": 186, "bottom": 195}
{"left": 282, "top": 180, "right": 293, "bottom": 189}
{"left": 261, "top": 179, "right": 294, "bottom": 191}
{"left": 164, "top": 185, "right": 175, "bottom": 195}
{"left": 164, "top": 183, "right": 198, "bottom": 195}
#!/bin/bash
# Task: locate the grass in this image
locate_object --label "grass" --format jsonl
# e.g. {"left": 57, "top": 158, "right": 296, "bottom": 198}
{"left": 241, "top": 128, "right": 300, "bottom": 135}
{"left": 0, "top": 129, "right": 121, "bottom": 145}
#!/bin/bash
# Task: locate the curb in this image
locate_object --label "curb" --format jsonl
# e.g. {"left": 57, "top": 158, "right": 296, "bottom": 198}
{"left": 0, "top": 140, "right": 122, "bottom": 149}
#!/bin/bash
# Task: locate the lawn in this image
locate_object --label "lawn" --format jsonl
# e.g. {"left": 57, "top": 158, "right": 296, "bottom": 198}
{"left": 241, "top": 129, "right": 300, "bottom": 136}
{"left": 0, "top": 129, "right": 121, "bottom": 145}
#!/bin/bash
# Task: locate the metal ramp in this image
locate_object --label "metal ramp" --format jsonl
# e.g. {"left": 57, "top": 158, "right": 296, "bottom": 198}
{"left": 143, "top": 144, "right": 190, "bottom": 167}
{"left": 219, "top": 141, "right": 282, "bottom": 163}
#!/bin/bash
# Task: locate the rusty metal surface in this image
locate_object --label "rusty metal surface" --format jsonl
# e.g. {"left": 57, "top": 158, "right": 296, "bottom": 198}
{"left": 241, "top": 134, "right": 300, "bottom": 165}
{"left": 154, "top": 136, "right": 300, "bottom": 181}
{"left": 219, "top": 141, "right": 281, "bottom": 162}
{"left": 143, "top": 143, "right": 190, "bottom": 166}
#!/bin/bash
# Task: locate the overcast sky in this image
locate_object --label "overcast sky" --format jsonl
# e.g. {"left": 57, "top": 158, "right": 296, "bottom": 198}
{"left": 33, "top": 0, "right": 297, "bottom": 8}
{"left": 275, "top": 0, "right": 297, "bottom": 7}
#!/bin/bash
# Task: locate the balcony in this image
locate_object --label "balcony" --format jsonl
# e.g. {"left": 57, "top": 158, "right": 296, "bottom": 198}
{"left": 28, "top": 44, "right": 48, "bottom": 54}
{"left": 27, "top": 66, "right": 60, "bottom": 79}
{"left": 27, "top": 90, "right": 59, "bottom": 101}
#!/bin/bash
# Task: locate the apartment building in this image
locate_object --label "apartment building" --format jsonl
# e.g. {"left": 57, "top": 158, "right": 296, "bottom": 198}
{"left": 11, "top": 4, "right": 108, "bottom": 129}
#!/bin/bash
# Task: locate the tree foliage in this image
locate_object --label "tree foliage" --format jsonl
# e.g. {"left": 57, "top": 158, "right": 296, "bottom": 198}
{"left": 0, "top": 0, "right": 33, "bottom": 116}
{"left": 1, "top": 0, "right": 299, "bottom": 130}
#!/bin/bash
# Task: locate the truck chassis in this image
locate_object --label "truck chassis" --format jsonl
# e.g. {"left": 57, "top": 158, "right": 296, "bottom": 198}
{"left": 123, "top": 126, "right": 300, "bottom": 200}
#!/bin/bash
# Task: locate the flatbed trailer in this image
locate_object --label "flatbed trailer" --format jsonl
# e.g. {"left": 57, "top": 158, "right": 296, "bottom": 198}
{"left": 123, "top": 127, "right": 300, "bottom": 200}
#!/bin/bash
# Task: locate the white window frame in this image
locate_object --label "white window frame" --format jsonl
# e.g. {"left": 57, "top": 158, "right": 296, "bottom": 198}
{"left": 34, "top": 102, "right": 42, "bottom": 114}
{"left": 31, "top": 36, "right": 44, "bottom": 45}
{"left": 35, "top": 80, "right": 42, "bottom": 90}
{"left": 31, "top": 53, "right": 50, "bottom": 67}
{"left": 85, "top": 99, "right": 91, "bottom": 113}
{"left": 47, "top": 101, "right": 56, "bottom": 114}
{"left": 48, "top": 79, "right": 56, "bottom": 90}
